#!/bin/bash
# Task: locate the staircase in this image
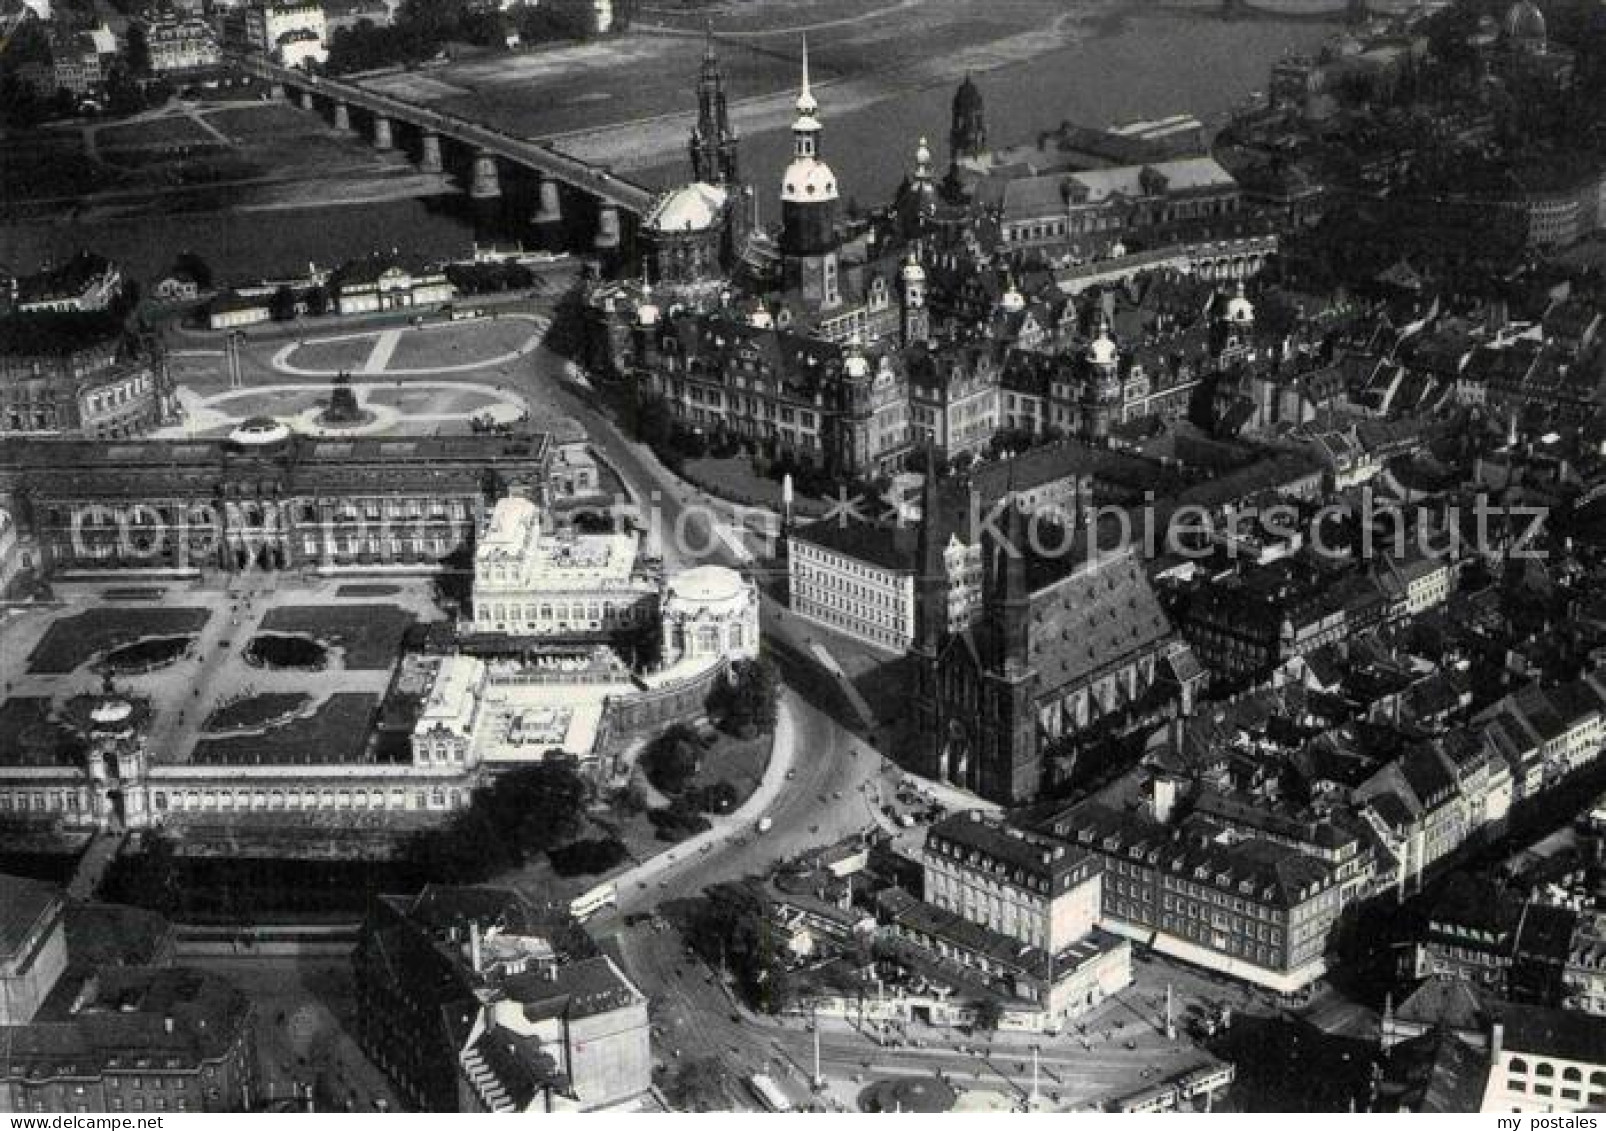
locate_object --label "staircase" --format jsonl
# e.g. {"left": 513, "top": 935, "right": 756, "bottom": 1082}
{"left": 460, "top": 1047, "right": 514, "bottom": 1113}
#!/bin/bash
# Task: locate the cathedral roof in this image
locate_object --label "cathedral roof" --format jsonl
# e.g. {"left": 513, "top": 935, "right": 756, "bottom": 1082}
{"left": 1025, "top": 551, "right": 1177, "bottom": 696}
{"left": 646, "top": 182, "right": 728, "bottom": 233}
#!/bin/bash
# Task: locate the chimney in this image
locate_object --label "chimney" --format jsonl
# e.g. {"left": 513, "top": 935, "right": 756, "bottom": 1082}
{"left": 1489, "top": 1021, "right": 1504, "bottom": 1067}
{"left": 469, "top": 920, "right": 483, "bottom": 974}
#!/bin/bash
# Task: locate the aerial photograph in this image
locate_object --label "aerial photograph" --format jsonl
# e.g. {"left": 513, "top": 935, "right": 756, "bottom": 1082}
{"left": 0, "top": 0, "right": 1605, "bottom": 1116}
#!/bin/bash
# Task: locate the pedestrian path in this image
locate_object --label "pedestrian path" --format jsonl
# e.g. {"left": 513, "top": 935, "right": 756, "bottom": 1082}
{"left": 68, "top": 830, "right": 127, "bottom": 900}
{"left": 360, "top": 329, "right": 403, "bottom": 374}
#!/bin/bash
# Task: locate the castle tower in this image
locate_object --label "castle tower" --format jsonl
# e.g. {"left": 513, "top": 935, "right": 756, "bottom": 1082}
{"left": 900, "top": 251, "right": 929, "bottom": 347}
{"left": 780, "top": 35, "right": 841, "bottom": 306}
{"left": 689, "top": 25, "right": 740, "bottom": 186}
{"left": 1080, "top": 313, "right": 1121, "bottom": 444}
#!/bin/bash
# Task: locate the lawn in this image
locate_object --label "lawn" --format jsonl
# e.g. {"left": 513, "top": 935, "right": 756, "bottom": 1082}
{"left": 190, "top": 693, "right": 382, "bottom": 765}
{"left": 693, "top": 730, "right": 771, "bottom": 808}
{"left": 0, "top": 699, "right": 81, "bottom": 768}
{"left": 215, "top": 388, "right": 331, "bottom": 418}
{"left": 280, "top": 336, "right": 379, "bottom": 377}
{"left": 207, "top": 103, "right": 315, "bottom": 142}
{"left": 205, "top": 692, "right": 312, "bottom": 733}
{"left": 28, "top": 607, "right": 212, "bottom": 674}
{"left": 362, "top": 386, "right": 504, "bottom": 414}
{"left": 383, "top": 319, "right": 538, "bottom": 371}
{"left": 97, "top": 116, "right": 217, "bottom": 151}
{"left": 258, "top": 605, "right": 415, "bottom": 670}
{"left": 681, "top": 454, "right": 831, "bottom": 516}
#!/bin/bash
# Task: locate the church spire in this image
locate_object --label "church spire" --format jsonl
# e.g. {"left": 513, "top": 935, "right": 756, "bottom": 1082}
{"left": 797, "top": 33, "right": 817, "bottom": 115}
{"left": 690, "top": 21, "right": 738, "bottom": 185}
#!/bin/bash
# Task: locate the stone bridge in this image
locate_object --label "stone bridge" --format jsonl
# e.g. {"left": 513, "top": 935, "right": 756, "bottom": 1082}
{"left": 238, "top": 55, "right": 657, "bottom": 252}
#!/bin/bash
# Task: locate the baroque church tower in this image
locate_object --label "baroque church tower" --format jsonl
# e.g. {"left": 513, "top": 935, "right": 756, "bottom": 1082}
{"left": 949, "top": 74, "right": 986, "bottom": 164}
{"left": 689, "top": 27, "right": 739, "bottom": 186}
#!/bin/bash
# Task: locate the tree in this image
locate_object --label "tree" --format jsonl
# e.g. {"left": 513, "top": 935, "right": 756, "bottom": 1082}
{"left": 663, "top": 1059, "right": 733, "bottom": 1112}
{"left": 477, "top": 760, "right": 588, "bottom": 859}
{"left": 681, "top": 882, "right": 795, "bottom": 1013}
{"left": 707, "top": 658, "right": 780, "bottom": 738}
{"left": 269, "top": 285, "right": 298, "bottom": 322}
{"left": 973, "top": 998, "right": 1005, "bottom": 1033}
{"left": 305, "top": 284, "right": 330, "bottom": 317}
{"left": 641, "top": 724, "right": 701, "bottom": 795}
{"left": 172, "top": 251, "right": 212, "bottom": 291}
{"left": 547, "top": 836, "right": 627, "bottom": 876}
{"left": 124, "top": 22, "right": 151, "bottom": 76}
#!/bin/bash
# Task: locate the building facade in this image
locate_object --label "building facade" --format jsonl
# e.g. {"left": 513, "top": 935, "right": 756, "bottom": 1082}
{"left": 469, "top": 495, "right": 658, "bottom": 638}
{"left": 0, "top": 425, "right": 551, "bottom": 576}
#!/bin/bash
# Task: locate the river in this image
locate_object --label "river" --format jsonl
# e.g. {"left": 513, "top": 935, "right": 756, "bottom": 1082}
{"left": 0, "top": 10, "right": 1333, "bottom": 284}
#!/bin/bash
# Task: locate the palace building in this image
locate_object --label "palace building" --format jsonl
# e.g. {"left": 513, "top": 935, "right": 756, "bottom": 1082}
{"left": 469, "top": 495, "right": 659, "bottom": 639}
{"left": 0, "top": 313, "right": 173, "bottom": 439}
{"left": 0, "top": 424, "right": 552, "bottom": 576}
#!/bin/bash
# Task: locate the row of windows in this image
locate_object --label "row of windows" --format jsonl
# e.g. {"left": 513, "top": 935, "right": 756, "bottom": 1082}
{"left": 1507, "top": 1061, "right": 1606, "bottom": 1085}
{"left": 478, "top": 601, "right": 644, "bottom": 625}
{"left": 794, "top": 601, "right": 908, "bottom": 649}
{"left": 155, "top": 786, "right": 465, "bottom": 812}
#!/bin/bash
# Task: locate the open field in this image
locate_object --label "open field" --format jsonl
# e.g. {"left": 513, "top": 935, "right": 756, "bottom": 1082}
{"left": 97, "top": 116, "right": 217, "bottom": 150}
{"left": 28, "top": 607, "right": 212, "bottom": 674}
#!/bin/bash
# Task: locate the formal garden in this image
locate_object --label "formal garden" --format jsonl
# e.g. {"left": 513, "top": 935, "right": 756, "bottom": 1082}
{"left": 244, "top": 634, "right": 330, "bottom": 671}
{"left": 204, "top": 692, "right": 312, "bottom": 733}
{"left": 191, "top": 693, "right": 383, "bottom": 765}
{"left": 97, "top": 635, "right": 193, "bottom": 675}
{"left": 0, "top": 697, "right": 85, "bottom": 769}
{"left": 28, "top": 607, "right": 211, "bottom": 674}
{"left": 257, "top": 605, "right": 416, "bottom": 670}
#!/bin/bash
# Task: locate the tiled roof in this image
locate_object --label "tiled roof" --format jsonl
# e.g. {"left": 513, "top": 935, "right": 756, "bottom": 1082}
{"left": 0, "top": 874, "right": 61, "bottom": 964}
{"left": 1026, "top": 552, "right": 1176, "bottom": 697}
{"left": 790, "top": 515, "right": 915, "bottom": 573}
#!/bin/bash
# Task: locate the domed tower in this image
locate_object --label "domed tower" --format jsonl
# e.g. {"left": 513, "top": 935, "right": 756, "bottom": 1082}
{"left": 1211, "top": 280, "right": 1256, "bottom": 360}
{"left": 780, "top": 36, "right": 842, "bottom": 307}
{"left": 950, "top": 73, "right": 986, "bottom": 165}
{"left": 631, "top": 283, "right": 661, "bottom": 370}
{"left": 689, "top": 25, "right": 740, "bottom": 186}
{"left": 895, "top": 135, "right": 939, "bottom": 237}
{"left": 1503, "top": 0, "right": 1547, "bottom": 52}
{"left": 900, "top": 252, "right": 929, "bottom": 347}
{"left": 1080, "top": 313, "right": 1121, "bottom": 444}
